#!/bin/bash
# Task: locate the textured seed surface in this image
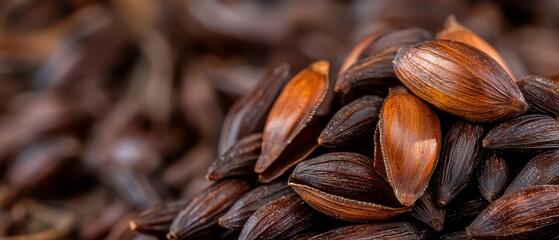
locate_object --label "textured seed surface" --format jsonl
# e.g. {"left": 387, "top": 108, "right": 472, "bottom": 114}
{"left": 410, "top": 189, "right": 445, "bottom": 231}
{"left": 393, "top": 40, "right": 528, "bottom": 122}
{"left": 478, "top": 152, "right": 509, "bottom": 202}
{"left": 503, "top": 150, "right": 559, "bottom": 196}
{"left": 129, "top": 200, "right": 187, "bottom": 237}
{"left": 308, "top": 222, "right": 429, "bottom": 240}
{"left": 483, "top": 114, "right": 559, "bottom": 150}
{"left": 518, "top": 75, "right": 559, "bottom": 118}
{"left": 206, "top": 133, "right": 262, "bottom": 181}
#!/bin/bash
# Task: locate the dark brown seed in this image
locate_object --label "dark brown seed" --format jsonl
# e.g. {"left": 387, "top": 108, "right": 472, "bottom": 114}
{"left": 167, "top": 179, "right": 251, "bottom": 240}
{"left": 290, "top": 232, "right": 318, "bottom": 240}
{"left": 466, "top": 185, "right": 559, "bottom": 239}
{"left": 446, "top": 197, "right": 489, "bottom": 228}
{"left": 376, "top": 87, "right": 441, "bottom": 206}
{"left": 483, "top": 114, "right": 559, "bottom": 150}
{"left": 435, "top": 121, "right": 484, "bottom": 207}
{"left": 239, "top": 192, "right": 316, "bottom": 240}
{"left": 289, "top": 152, "right": 409, "bottom": 222}
{"left": 477, "top": 152, "right": 509, "bottom": 202}
{"left": 206, "top": 133, "right": 262, "bottom": 181}
{"left": 410, "top": 189, "right": 445, "bottom": 231}
{"left": 338, "top": 29, "right": 392, "bottom": 76}
{"left": 256, "top": 61, "right": 329, "bottom": 183}
{"left": 503, "top": 150, "right": 559, "bottom": 196}
{"left": 218, "top": 182, "right": 292, "bottom": 231}
{"left": 308, "top": 222, "right": 429, "bottom": 240}
{"left": 438, "top": 231, "right": 467, "bottom": 240}
{"left": 318, "top": 95, "right": 383, "bottom": 147}
{"left": 393, "top": 40, "right": 528, "bottom": 122}
{"left": 335, "top": 54, "right": 398, "bottom": 97}
{"left": 518, "top": 75, "right": 559, "bottom": 118}
{"left": 219, "top": 63, "right": 290, "bottom": 154}
{"left": 129, "top": 200, "right": 188, "bottom": 238}
{"left": 359, "top": 27, "right": 433, "bottom": 59}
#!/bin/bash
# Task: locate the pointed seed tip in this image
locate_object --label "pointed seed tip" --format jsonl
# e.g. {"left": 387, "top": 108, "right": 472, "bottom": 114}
{"left": 129, "top": 221, "right": 137, "bottom": 231}
{"left": 166, "top": 232, "right": 177, "bottom": 240}
{"left": 311, "top": 60, "right": 329, "bottom": 75}
{"left": 482, "top": 139, "right": 490, "bottom": 148}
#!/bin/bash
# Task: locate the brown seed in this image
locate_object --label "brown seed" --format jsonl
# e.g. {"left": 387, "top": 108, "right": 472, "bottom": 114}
{"left": 438, "top": 231, "right": 467, "bottom": 240}
{"left": 466, "top": 185, "right": 559, "bottom": 239}
{"left": 410, "top": 189, "right": 445, "bottom": 231}
{"left": 359, "top": 27, "right": 433, "bottom": 59}
{"left": 503, "top": 150, "right": 559, "bottom": 196}
{"left": 239, "top": 192, "right": 316, "bottom": 240}
{"left": 219, "top": 182, "right": 292, "bottom": 231}
{"left": 376, "top": 87, "right": 441, "bottom": 206}
{"left": 435, "top": 121, "right": 484, "bottom": 207}
{"left": 318, "top": 95, "right": 383, "bottom": 147}
{"left": 167, "top": 179, "right": 251, "bottom": 239}
{"left": 393, "top": 40, "right": 528, "bottom": 122}
{"left": 219, "top": 63, "right": 290, "bottom": 154}
{"left": 289, "top": 152, "right": 409, "bottom": 222}
{"left": 483, "top": 114, "right": 559, "bottom": 150}
{"left": 308, "top": 222, "right": 429, "bottom": 240}
{"left": 256, "top": 61, "right": 329, "bottom": 182}
{"left": 129, "top": 200, "right": 188, "bottom": 238}
{"left": 517, "top": 75, "right": 559, "bottom": 118}
{"left": 477, "top": 152, "right": 509, "bottom": 202}
{"left": 206, "top": 133, "right": 262, "bottom": 181}
{"left": 437, "top": 15, "right": 515, "bottom": 80}
{"left": 338, "top": 29, "right": 391, "bottom": 76}
{"left": 446, "top": 197, "right": 489, "bottom": 227}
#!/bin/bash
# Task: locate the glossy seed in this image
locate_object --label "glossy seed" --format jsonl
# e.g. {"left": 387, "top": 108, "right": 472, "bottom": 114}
{"left": 219, "top": 182, "right": 292, "bottom": 231}
{"left": 410, "top": 189, "right": 445, "bottom": 231}
{"left": 466, "top": 185, "right": 559, "bottom": 239}
{"left": 503, "top": 150, "right": 559, "bottom": 196}
{"left": 318, "top": 95, "right": 383, "bottom": 147}
{"left": 483, "top": 114, "right": 559, "bottom": 150}
{"left": 435, "top": 121, "right": 484, "bottom": 207}
{"left": 129, "top": 200, "right": 187, "bottom": 238}
{"left": 517, "top": 75, "right": 559, "bottom": 118}
{"left": 206, "top": 133, "right": 262, "bottom": 181}
{"left": 239, "top": 192, "right": 316, "bottom": 240}
{"left": 477, "top": 152, "right": 509, "bottom": 202}
{"left": 393, "top": 40, "right": 528, "bottom": 122}
{"left": 377, "top": 87, "right": 441, "bottom": 206}
{"left": 308, "top": 222, "right": 429, "bottom": 240}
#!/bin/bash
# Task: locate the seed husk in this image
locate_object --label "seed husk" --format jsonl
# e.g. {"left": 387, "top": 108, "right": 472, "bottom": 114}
{"left": 239, "top": 192, "right": 316, "bottom": 240}
{"left": 483, "top": 114, "right": 559, "bottom": 150}
{"left": 219, "top": 182, "right": 292, "bottom": 231}
{"left": 437, "top": 15, "right": 515, "bottom": 80}
{"left": 129, "top": 200, "right": 188, "bottom": 238}
{"left": 308, "top": 222, "right": 429, "bottom": 240}
{"left": 466, "top": 185, "right": 559, "bottom": 239}
{"left": 219, "top": 63, "right": 290, "bottom": 154}
{"left": 255, "top": 61, "right": 329, "bottom": 182}
{"left": 410, "top": 189, "right": 445, "bottom": 231}
{"left": 318, "top": 95, "right": 383, "bottom": 147}
{"left": 206, "top": 133, "right": 262, "bottom": 181}
{"left": 502, "top": 150, "right": 559, "bottom": 196}
{"left": 167, "top": 179, "right": 251, "bottom": 239}
{"left": 435, "top": 121, "right": 484, "bottom": 207}
{"left": 517, "top": 75, "right": 559, "bottom": 118}
{"left": 393, "top": 39, "right": 528, "bottom": 122}
{"left": 376, "top": 87, "right": 441, "bottom": 206}
{"left": 477, "top": 152, "right": 509, "bottom": 202}
{"left": 289, "top": 152, "right": 409, "bottom": 222}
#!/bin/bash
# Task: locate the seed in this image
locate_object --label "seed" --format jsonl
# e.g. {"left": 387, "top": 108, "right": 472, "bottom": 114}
{"left": 239, "top": 192, "right": 316, "bottom": 240}
{"left": 256, "top": 61, "right": 329, "bottom": 182}
{"left": 517, "top": 75, "right": 559, "bottom": 118}
{"left": 477, "top": 152, "right": 509, "bottom": 202}
{"left": 502, "top": 150, "right": 559, "bottom": 196}
{"left": 376, "top": 87, "right": 441, "bottom": 206}
{"left": 466, "top": 185, "right": 559, "bottom": 239}
{"left": 219, "top": 63, "right": 290, "bottom": 154}
{"left": 129, "top": 200, "right": 188, "bottom": 238}
{"left": 435, "top": 121, "right": 484, "bottom": 207}
{"left": 483, "top": 114, "right": 559, "bottom": 150}
{"left": 318, "top": 95, "right": 383, "bottom": 148}
{"left": 206, "top": 133, "right": 262, "bottom": 181}
{"left": 393, "top": 40, "right": 528, "bottom": 122}
{"left": 410, "top": 189, "right": 445, "bottom": 231}
{"left": 308, "top": 222, "right": 429, "bottom": 240}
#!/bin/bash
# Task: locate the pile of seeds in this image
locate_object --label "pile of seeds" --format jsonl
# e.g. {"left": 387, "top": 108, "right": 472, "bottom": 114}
{"left": 129, "top": 16, "right": 559, "bottom": 239}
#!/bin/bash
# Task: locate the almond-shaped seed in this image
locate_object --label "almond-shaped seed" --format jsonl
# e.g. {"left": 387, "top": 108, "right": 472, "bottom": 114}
{"left": 438, "top": 231, "right": 467, "bottom": 240}
{"left": 129, "top": 200, "right": 188, "bottom": 238}
{"left": 256, "top": 61, "right": 329, "bottom": 182}
{"left": 167, "top": 179, "right": 251, "bottom": 239}
{"left": 437, "top": 15, "right": 515, "bottom": 80}
{"left": 359, "top": 27, "right": 433, "bottom": 59}
{"left": 219, "top": 182, "right": 292, "bottom": 231}
{"left": 289, "top": 152, "right": 409, "bottom": 222}
{"left": 393, "top": 40, "right": 528, "bottom": 122}
{"left": 338, "top": 29, "right": 391, "bottom": 76}
{"left": 239, "top": 192, "right": 316, "bottom": 240}
{"left": 410, "top": 189, "right": 445, "bottom": 231}
{"left": 308, "top": 222, "right": 429, "bottom": 240}
{"left": 377, "top": 87, "right": 441, "bottom": 206}
{"left": 478, "top": 152, "right": 509, "bottom": 202}
{"left": 483, "top": 114, "right": 559, "bottom": 150}
{"left": 503, "top": 150, "right": 559, "bottom": 196}
{"left": 466, "top": 185, "right": 559, "bottom": 239}
{"left": 318, "top": 95, "right": 383, "bottom": 147}
{"left": 219, "top": 63, "right": 290, "bottom": 154}
{"left": 436, "top": 121, "right": 484, "bottom": 207}
{"left": 206, "top": 133, "right": 262, "bottom": 181}
{"left": 518, "top": 75, "right": 559, "bottom": 118}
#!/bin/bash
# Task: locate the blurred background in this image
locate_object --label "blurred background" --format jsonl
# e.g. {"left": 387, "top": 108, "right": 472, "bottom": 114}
{"left": 0, "top": 0, "right": 557, "bottom": 239}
